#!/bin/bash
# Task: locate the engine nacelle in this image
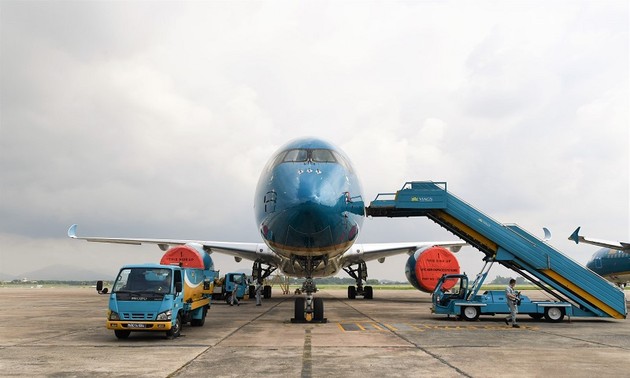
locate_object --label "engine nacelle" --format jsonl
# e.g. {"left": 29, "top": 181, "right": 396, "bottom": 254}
{"left": 405, "top": 246, "right": 460, "bottom": 293}
{"left": 160, "top": 244, "right": 214, "bottom": 271}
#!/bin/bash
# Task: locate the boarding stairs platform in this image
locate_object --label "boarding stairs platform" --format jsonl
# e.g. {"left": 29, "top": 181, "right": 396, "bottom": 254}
{"left": 366, "top": 181, "right": 626, "bottom": 319}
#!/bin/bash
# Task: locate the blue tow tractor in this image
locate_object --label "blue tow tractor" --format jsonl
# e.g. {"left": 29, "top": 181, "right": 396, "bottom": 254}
{"left": 212, "top": 273, "right": 250, "bottom": 303}
{"left": 432, "top": 271, "right": 573, "bottom": 322}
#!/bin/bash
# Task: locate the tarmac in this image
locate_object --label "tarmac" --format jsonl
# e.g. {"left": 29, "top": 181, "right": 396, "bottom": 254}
{"left": 0, "top": 286, "right": 629, "bottom": 377}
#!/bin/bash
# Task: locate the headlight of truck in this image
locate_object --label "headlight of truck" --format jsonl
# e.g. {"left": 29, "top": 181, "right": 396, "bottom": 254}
{"left": 156, "top": 310, "right": 172, "bottom": 321}
{"left": 108, "top": 310, "right": 120, "bottom": 321}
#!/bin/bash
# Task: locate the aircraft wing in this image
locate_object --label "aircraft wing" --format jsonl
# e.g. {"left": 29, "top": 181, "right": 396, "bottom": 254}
{"left": 67, "top": 224, "right": 281, "bottom": 266}
{"left": 340, "top": 241, "right": 467, "bottom": 267}
{"left": 568, "top": 227, "right": 629, "bottom": 251}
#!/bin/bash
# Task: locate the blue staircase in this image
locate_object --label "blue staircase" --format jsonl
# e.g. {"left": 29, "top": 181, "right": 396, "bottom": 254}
{"left": 367, "top": 181, "right": 626, "bottom": 319}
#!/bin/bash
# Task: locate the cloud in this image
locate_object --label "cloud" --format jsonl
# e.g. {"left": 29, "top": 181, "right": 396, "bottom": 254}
{"left": 0, "top": 1, "right": 627, "bottom": 281}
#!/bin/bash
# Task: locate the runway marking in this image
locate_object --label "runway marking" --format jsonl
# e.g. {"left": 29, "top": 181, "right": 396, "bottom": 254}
{"left": 382, "top": 323, "right": 397, "bottom": 331}
{"left": 337, "top": 322, "right": 538, "bottom": 331}
{"left": 360, "top": 322, "right": 385, "bottom": 331}
{"left": 338, "top": 323, "right": 362, "bottom": 331}
{"left": 301, "top": 327, "right": 312, "bottom": 378}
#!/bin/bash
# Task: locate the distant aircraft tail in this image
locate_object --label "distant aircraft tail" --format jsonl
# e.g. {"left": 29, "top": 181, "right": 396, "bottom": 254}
{"left": 568, "top": 226, "right": 628, "bottom": 250}
{"left": 569, "top": 227, "right": 582, "bottom": 244}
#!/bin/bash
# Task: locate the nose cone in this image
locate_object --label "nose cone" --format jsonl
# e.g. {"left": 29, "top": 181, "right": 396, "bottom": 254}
{"left": 293, "top": 169, "right": 341, "bottom": 208}
{"left": 285, "top": 168, "right": 347, "bottom": 235}
{"left": 257, "top": 164, "right": 362, "bottom": 253}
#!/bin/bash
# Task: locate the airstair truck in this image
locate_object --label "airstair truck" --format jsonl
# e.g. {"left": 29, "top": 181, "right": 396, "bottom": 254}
{"left": 97, "top": 244, "right": 218, "bottom": 339}
{"left": 368, "top": 181, "right": 626, "bottom": 320}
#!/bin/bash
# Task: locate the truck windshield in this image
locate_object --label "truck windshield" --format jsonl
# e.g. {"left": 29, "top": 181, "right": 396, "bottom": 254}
{"left": 113, "top": 268, "right": 172, "bottom": 294}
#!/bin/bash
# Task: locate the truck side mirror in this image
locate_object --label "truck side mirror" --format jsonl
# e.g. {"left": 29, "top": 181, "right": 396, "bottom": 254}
{"left": 96, "top": 280, "right": 108, "bottom": 295}
{"left": 175, "top": 282, "right": 182, "bottom": 293}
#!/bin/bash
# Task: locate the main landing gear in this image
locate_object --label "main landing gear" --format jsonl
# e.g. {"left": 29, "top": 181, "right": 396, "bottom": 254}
{"left": 251, "top": 261, "right": 275, "bottom": 299}
{"left": 344, "top": 261, "right": 373, "bottom": 299}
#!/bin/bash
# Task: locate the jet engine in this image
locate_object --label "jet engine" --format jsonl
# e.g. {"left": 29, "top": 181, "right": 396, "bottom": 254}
{"left": 405, "top": 246, "right": 460, "bottom": 293}
{"left": 160, "top": 244, "right": 215, "bottom": 271}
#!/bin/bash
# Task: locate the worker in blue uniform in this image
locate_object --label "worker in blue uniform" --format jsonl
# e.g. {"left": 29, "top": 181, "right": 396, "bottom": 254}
{"left": 230, "top": 283, "right": 240, "bottom": 306}
{"left": 505, "top": 278, "right": 520, "bottom": 328}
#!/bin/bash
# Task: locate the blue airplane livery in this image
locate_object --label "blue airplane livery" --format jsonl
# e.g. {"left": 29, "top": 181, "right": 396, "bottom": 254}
{"left": 69, "top": 137, "right": 465, "bottom": 322}
{"left": 569, "top": 227, "right": 630, "bottom": 288}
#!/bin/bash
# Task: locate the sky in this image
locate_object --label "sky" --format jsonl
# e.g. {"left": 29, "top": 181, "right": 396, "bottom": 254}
{"left": 0, "top": 1, "right": 628, "bottom": 282}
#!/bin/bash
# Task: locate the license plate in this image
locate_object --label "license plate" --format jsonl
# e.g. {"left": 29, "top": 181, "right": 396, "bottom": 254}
{"left": 126, "top": 323, "right": 147, "bottom": 328}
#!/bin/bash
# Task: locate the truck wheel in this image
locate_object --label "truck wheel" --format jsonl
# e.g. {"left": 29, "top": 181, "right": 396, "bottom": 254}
{"left": 544, "top": 307, "right": 564, "bottom": 322}
{"left": 191, "top": 306, "right": 207, "bottom": 327}
{"left": 166, "top": 314, "right": 182, "bottom": 339}
{"left": 461, "top": 306, "right": 480, "bottom": 321}
{"left": 114, "top": 330, "right": 131, "bottom": 339}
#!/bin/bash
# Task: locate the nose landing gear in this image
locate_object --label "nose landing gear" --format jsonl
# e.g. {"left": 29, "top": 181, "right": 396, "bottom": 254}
{"left": 291, "top": 278, "right": 327, "bottom": 323}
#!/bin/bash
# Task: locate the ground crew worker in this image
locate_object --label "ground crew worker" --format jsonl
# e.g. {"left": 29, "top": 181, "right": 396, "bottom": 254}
{"left": 230, "top": 283, "right": 239, "bottom": 306}
{"left": 505, "top": 278, "right": 520, "bottom": 328}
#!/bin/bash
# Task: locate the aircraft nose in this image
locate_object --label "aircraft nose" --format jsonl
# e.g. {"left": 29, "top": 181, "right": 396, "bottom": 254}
{"left": 295, "top": 170, "right": 338, "bottom": 207}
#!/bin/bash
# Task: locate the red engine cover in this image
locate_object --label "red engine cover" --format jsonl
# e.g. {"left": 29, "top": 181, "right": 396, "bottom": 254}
{"left": 160, "top": 245, "right": 205, "bottom": 269}
{"left": 414, "top": 246, "right": 460, "bottom": 292}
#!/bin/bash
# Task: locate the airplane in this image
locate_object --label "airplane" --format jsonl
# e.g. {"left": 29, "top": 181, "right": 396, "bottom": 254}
{"left": 569, "top": 227, "right": 630, "bottom": 288}
{"left": 68, "top": 137, "right": 466, "bottom": 322}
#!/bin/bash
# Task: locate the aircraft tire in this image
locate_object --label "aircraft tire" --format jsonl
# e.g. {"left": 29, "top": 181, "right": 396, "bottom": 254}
{"left": 294, "top": 297, "right": 305, "bottom": 321}
{"left": 461, "top": 306, "right": 480, "bottom": 321}
{"left": 364, "top": 286, "right": 373, "bottom": 299}
{"left": 263, "top": 285, "right": 272, "bottom": 299}
{"left": 114, "top": 330, "right": 131, "bottom": 339}
{"left": 544, "top": 307, "right": 564, "bottom": 322}
{"left": 348, "top": 286, "right": 356, "bottom": 299}
{"left": 313, "top": 298, "right": 324, "bottom": 321}
{"left": 249, "top": 285, "right": 255, "bottom": 298}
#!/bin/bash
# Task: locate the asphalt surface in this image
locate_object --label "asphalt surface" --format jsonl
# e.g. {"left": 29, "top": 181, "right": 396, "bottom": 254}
{"left": 0, "top": 287, "right": 628, "bottom": 377}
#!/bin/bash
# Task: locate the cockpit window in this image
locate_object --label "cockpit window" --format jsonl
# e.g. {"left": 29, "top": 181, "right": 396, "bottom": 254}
{"left": 268, "top": 148, "right": 353, "bottom": 172}
{"left": 283, "top": 149, "right": 308, "bottom": 162}
{"left": 311, "top": 149, "right": 336, "bottom": 162}
{"left": 332, "top": 151, "right": 353, "bottom": 172}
